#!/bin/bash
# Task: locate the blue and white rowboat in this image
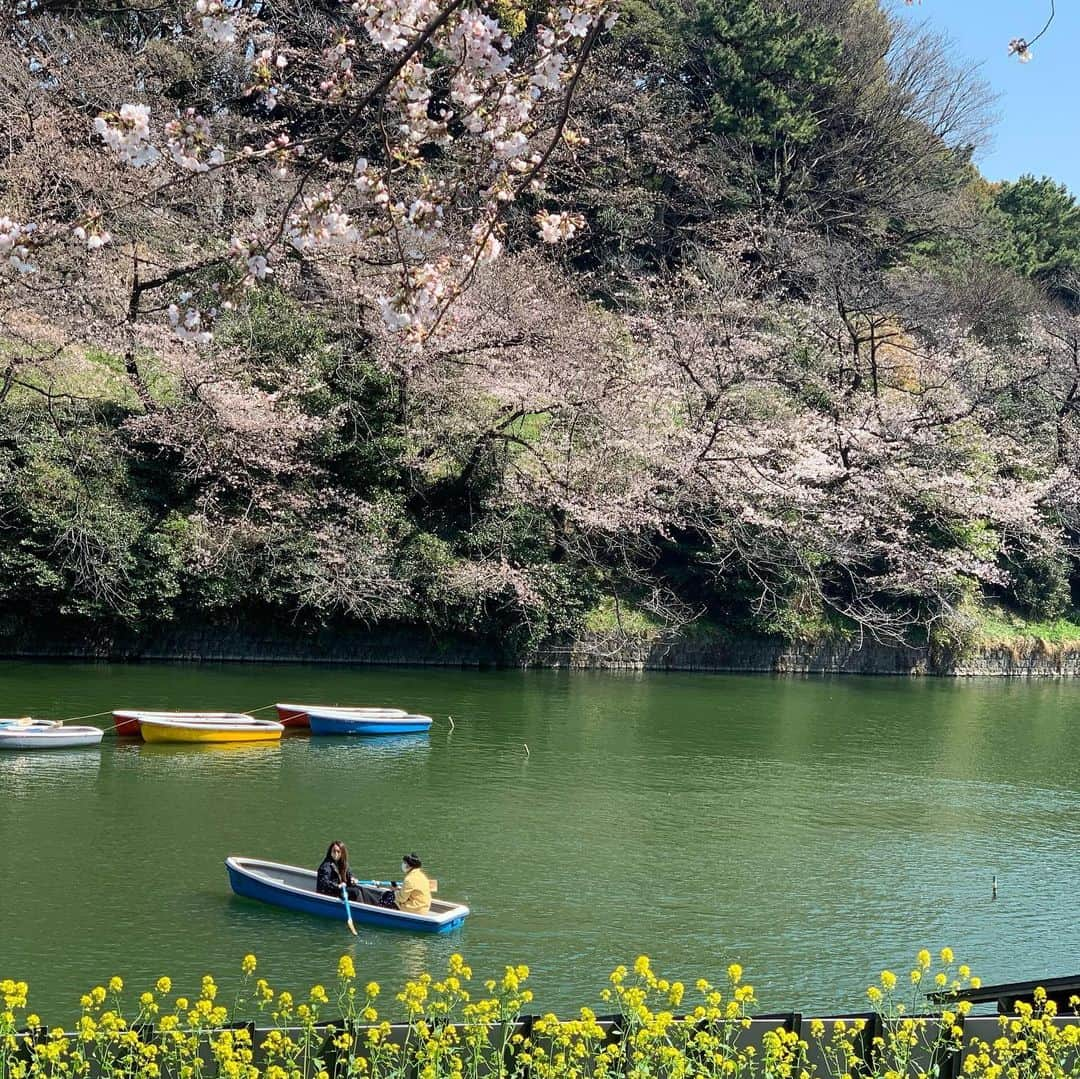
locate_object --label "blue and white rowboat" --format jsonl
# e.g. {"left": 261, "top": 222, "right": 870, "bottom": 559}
{"left": 225, "top": 856, "right": 468, "bottom": 933}
{"left": 306, "top": 707, "right": 433, "bottom": 735}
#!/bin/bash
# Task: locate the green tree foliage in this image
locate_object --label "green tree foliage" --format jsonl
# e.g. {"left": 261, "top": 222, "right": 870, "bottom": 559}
{"left": 992, "top": 175, "right": 1080, "bottom": 296}
{"left": 0, "top": 404, "right": 184, "bottom": 627}
{"left": 1006, "top": 550, "right": 1073, "bottom": 623}
{"left": 687, "top": 0, "right": 840, "bottom": 152}
{"left": 1, "top": 0, "right": 1078, "bottom": 657}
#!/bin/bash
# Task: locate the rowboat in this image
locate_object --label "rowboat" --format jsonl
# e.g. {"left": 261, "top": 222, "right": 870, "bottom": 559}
{"left": 139, "top": 716, "right": 283, "bottom": 743}
{"left": 225, "top": 856, "right": 469, "bottom": 933}
{"left": 0, "top": 717, "right": 60, "bottom": 729}
{"left": 0, "top": 725, "right": 104, "bottom": 750}
{"left": 306, "top": 707, "right": 432, "bottom": 736}
{"left": 275, "top": 703, "right": 409, "bottom": 728}
{"left": 113, "top": 711, "right": 260, "bottom": 737}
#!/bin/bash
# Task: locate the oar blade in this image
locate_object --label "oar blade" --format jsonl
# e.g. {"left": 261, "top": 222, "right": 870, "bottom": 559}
{"left": 341, "top": 885, "right": 358, "bottom": 935}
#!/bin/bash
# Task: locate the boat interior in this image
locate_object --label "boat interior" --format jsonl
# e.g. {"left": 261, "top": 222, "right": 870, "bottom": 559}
{"left": 242, "top": 860, "right": 463, "bottom": 915}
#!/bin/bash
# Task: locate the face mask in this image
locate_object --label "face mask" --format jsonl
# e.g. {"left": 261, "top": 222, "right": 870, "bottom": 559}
{"left": 401, "top": 862, "right": 409, "bottom": 875}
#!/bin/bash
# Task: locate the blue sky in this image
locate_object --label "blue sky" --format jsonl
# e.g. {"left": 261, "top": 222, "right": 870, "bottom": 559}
{"left": 893, "top": 0, "right": 1078, "bottom": 193}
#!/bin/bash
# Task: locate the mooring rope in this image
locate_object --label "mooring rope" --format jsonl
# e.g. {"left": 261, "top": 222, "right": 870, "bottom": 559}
{"left": 61, "top": 709, "right": 114, "bottom": 723}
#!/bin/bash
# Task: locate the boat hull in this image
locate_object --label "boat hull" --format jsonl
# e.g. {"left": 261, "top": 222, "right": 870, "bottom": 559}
{"left": 275, "top": 705, "right": 310, "bottom": 728}
{"left": 141, "top": 719, "right": 282, "bottom": 743}
{"left": 275, "top": 704, "right": 411, "bottom": 728}
{"left": 225, "top": 857, "right": 468, "bottom": 933}
{"left": 0, "top": 726, "right": 104, "bottom": 750}
{"left": 113, "top": 710, "right": 141, "bottom": 737}
{"left": 114, "top": 711, "right": 258, "bottom": 737}
{"left": 308, "top": 711, "right": 432, "bottom": 735}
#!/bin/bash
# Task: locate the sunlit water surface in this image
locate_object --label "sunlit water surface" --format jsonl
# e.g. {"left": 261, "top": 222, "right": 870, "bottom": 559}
{"left": 1, "top": 662, "right": 1078, "bottom": 1021}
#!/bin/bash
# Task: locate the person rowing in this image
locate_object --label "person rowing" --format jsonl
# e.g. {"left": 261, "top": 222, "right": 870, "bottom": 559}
{"left": 316, "top": 840, "right": 361, "bottom": 901}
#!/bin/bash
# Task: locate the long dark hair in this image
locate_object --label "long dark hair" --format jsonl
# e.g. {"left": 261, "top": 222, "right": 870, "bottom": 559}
{"left": 324, "top": 840, "right": 350, "bottom": 883}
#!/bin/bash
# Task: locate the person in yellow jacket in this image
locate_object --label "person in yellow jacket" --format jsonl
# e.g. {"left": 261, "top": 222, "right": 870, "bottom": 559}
{"left": 394, "top": 853, "right": 432, "bottom": 913}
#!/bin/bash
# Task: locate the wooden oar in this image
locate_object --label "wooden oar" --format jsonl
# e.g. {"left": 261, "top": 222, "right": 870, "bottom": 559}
{"left": 340, "top": 884, "right": 357, "bottom": 935}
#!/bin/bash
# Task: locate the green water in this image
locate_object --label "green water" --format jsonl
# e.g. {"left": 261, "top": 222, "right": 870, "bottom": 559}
{"left": 1, "top": 662, "right": 1079, "bottom": 1023}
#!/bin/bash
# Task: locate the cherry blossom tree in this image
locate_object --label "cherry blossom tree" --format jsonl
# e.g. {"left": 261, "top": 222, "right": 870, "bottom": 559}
{"left": 3, "top": 0, "right": 615, "bottom": 376}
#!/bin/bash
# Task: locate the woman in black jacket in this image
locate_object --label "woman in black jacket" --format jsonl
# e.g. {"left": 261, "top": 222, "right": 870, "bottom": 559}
{"left": 316, "top": 840, "right": 360, "bottom": 900}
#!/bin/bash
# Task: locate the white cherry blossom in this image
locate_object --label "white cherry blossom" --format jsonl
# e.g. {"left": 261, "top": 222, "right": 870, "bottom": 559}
{"left": 93, "top": 103, "right": 159, "bottom": 167}
{"left": 0, "top": 217, "right": 36, "bottom": 273}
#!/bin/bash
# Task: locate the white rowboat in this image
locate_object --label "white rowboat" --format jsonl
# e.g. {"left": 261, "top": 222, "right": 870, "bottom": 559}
{"left": 0, "top": 725, "right": 104, "bottom": 750}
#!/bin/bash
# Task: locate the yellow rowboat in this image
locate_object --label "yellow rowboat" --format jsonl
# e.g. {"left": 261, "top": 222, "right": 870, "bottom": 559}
{"left": 114, "top": 710, "right": 257, "bottom": 737}
{"left": 139, "top": 716, "right": 284, "bottom": 743}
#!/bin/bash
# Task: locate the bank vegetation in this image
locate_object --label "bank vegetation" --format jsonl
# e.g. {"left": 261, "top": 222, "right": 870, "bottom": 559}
{"left": 2, "top": 0, "right": 1080, "bottom": 662}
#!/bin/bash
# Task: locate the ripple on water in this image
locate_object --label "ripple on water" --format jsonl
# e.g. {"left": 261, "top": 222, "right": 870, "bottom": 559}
{"left": 0, "top": 746, "right": 102, "bottom": 797}
{"left": 3, "top": 665, "right": 1080, "bottom": 1021}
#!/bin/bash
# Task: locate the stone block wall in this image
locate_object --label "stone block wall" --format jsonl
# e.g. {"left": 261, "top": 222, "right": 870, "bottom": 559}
{"left": 2, "top": 617, "right": 1080, "bottom": 676}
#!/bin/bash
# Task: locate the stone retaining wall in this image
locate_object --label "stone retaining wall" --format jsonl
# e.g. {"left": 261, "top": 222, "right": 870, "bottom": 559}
{"left": 532, "top": 632, "right": 930, "bottom": 674}
{"left": 3, "top": 619, "right": 1080, "bottom": 675}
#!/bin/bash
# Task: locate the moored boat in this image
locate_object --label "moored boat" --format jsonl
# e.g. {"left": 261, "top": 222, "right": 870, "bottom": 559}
{"left": 0, "top": 725, "right": 104, "bottom": 750}
{"left": 0, "top": 717, "right": 60, "bottom": 729}
{"left": 224, "top": 856, "right": 468, "bottom": 933}
{"left": 306, "top": 707, "right": 433, "bottom": 735}
{"left": 275, "top": 703, "right": 409, "bottom": 728}
{"left": 113, "top": 711, "right": 260, "bottom": 737}
{"left": 139, "top": 716, "right": 283, "bottom": 743}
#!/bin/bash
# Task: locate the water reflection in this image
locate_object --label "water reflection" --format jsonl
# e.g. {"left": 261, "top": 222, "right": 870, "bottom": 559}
{"left": 135, "top": 740, "right": 283, "bottom": 757}
{"left": 0, "top": 747, "right": 101, "bottom": 797}
{"left": 123, "top": 741, "right": 284, "bottom": 773}
{"left": 303, "top": 733, "right": 430, "bottom": 759}
{"left": 397, "top": 936, "right": 437, "bottom": 983}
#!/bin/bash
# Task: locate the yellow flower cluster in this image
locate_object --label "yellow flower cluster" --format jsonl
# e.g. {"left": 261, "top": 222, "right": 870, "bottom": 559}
{"left": 1, "top": 983, "right": 28, "bottom": 1013}
{"left": 5, "top": 948, "right": 1080, "bottom": 1079}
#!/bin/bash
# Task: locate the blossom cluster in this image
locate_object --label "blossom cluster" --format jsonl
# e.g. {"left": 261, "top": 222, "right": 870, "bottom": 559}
{"left": 195, "top": 0, "right": 239, "bottom": 44}
{"left": 6, "top": 0, "right": 616, "bottom": 351}
{"left": 93, "top": 103, "right": 158, "bottom": 167}
{"left": 0, "top": 218, "right": 35, "bottom": 274}
{"left": 165, "top": 109, "right": 226, "bottom": 173}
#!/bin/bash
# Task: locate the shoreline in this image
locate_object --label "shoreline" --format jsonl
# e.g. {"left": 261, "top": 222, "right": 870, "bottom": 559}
{"left": 2, "top": 623, "right": 1079, "bottom": 676}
